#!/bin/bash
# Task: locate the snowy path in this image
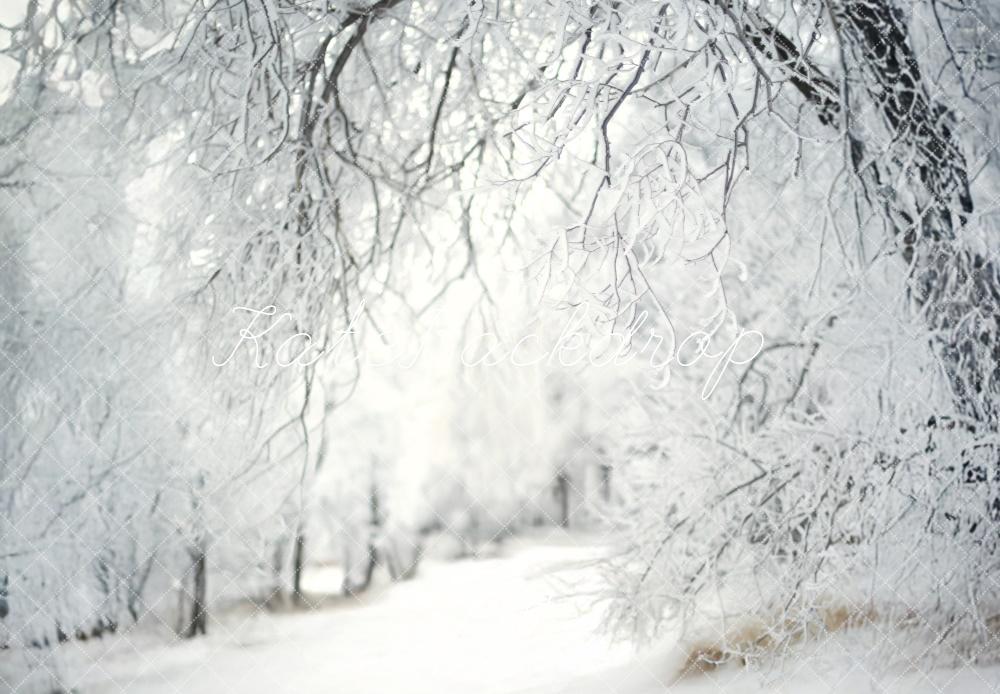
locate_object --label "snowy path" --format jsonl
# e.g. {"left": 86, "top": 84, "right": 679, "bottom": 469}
{"left": 56, "top": 537, "right": 1000, "bottom": 693}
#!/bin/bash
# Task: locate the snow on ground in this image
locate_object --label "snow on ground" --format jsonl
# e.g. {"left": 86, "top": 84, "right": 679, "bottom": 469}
{"left": 35, "top": 535, "right": 1000, "bottom": 693}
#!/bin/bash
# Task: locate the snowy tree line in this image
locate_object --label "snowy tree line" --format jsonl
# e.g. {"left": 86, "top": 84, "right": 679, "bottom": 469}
{"left": 4, "top": 0, "right": 1000, "bottom": 688}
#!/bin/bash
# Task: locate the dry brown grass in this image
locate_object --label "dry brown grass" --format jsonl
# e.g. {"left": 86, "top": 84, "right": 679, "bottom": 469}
{"left": 676, "top": 603, "right": 879, "bottom": 680}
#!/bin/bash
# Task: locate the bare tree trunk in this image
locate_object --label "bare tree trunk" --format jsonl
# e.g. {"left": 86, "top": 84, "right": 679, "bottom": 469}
{"left": 126, "top": 548, "right": 157, "bottom": 623}
{"left": 342, "top": 480, "right": 380, "bottom": 595}
{"left": 183, "top": 544, "right": 207, "bottom": 638}
{"left": 291, "top": 530, "right": 306, "bottom": 606}
{"left": 0, "top": 574, "right": 8, "bottom": 621}
{"left": 268, "top": 538, "right": 287, "bottom": 608}
{"left": 361, "top": 480, "right": 381, "bottom": 586}
{"left": 599, "top": 464, "right": 612, "bottom": 503}
{"left": 555, "top": 472, "right": 570, "bottom": 528}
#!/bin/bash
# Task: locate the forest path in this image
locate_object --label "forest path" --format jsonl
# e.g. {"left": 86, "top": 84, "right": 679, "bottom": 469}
{"left": 65, "top": 536, "right": 633, "bottom": 694}
{"left": 60, "top": 535, "right": 1000, "bottom": 693}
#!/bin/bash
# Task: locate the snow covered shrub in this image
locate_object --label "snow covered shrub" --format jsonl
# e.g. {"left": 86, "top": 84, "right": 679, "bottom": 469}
{"left": 601, "top": 292, "right": 1000, "bottom": 663}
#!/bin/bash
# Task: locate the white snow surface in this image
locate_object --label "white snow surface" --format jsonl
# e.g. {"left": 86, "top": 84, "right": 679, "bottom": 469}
{"left": 39, "top": 535, "right": 1000, "bottom": 693}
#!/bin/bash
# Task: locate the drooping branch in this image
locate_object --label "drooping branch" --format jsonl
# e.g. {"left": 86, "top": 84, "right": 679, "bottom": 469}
{"left": 717, "top": 3, "right": 841, "bottom": 124}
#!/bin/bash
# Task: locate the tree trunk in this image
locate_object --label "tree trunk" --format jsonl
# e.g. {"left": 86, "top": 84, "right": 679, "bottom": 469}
{"left": 599, "top": 464, "right": 612, "bottom": 503}
{"left": 0, "top": 574, "right": 8, "bottom": 620}
{"left": 291, "top": 530, "right": 306, "bottom": 606}
{"left": 183, "top": 544, "right": 208, "bottom": 638}
{"left": 342, "top": 481, "right": 380, "bottom": 595}
{"left": 127, "top": 551, "right": 156, "bottom": 623}
{"left": 555, "top": 472, "right": 570, "bottom": 528}
{"left": 745, "top": 2, "right": 993, "bottom": 425}
{"left": 268, "top": 538, "right": 287, "bottom": 608}
{"left": 824, "top": 3, "right": 1000, "bottom": 527}
{"left": 830, "top": 3, "right": 994, "bottom": 425}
